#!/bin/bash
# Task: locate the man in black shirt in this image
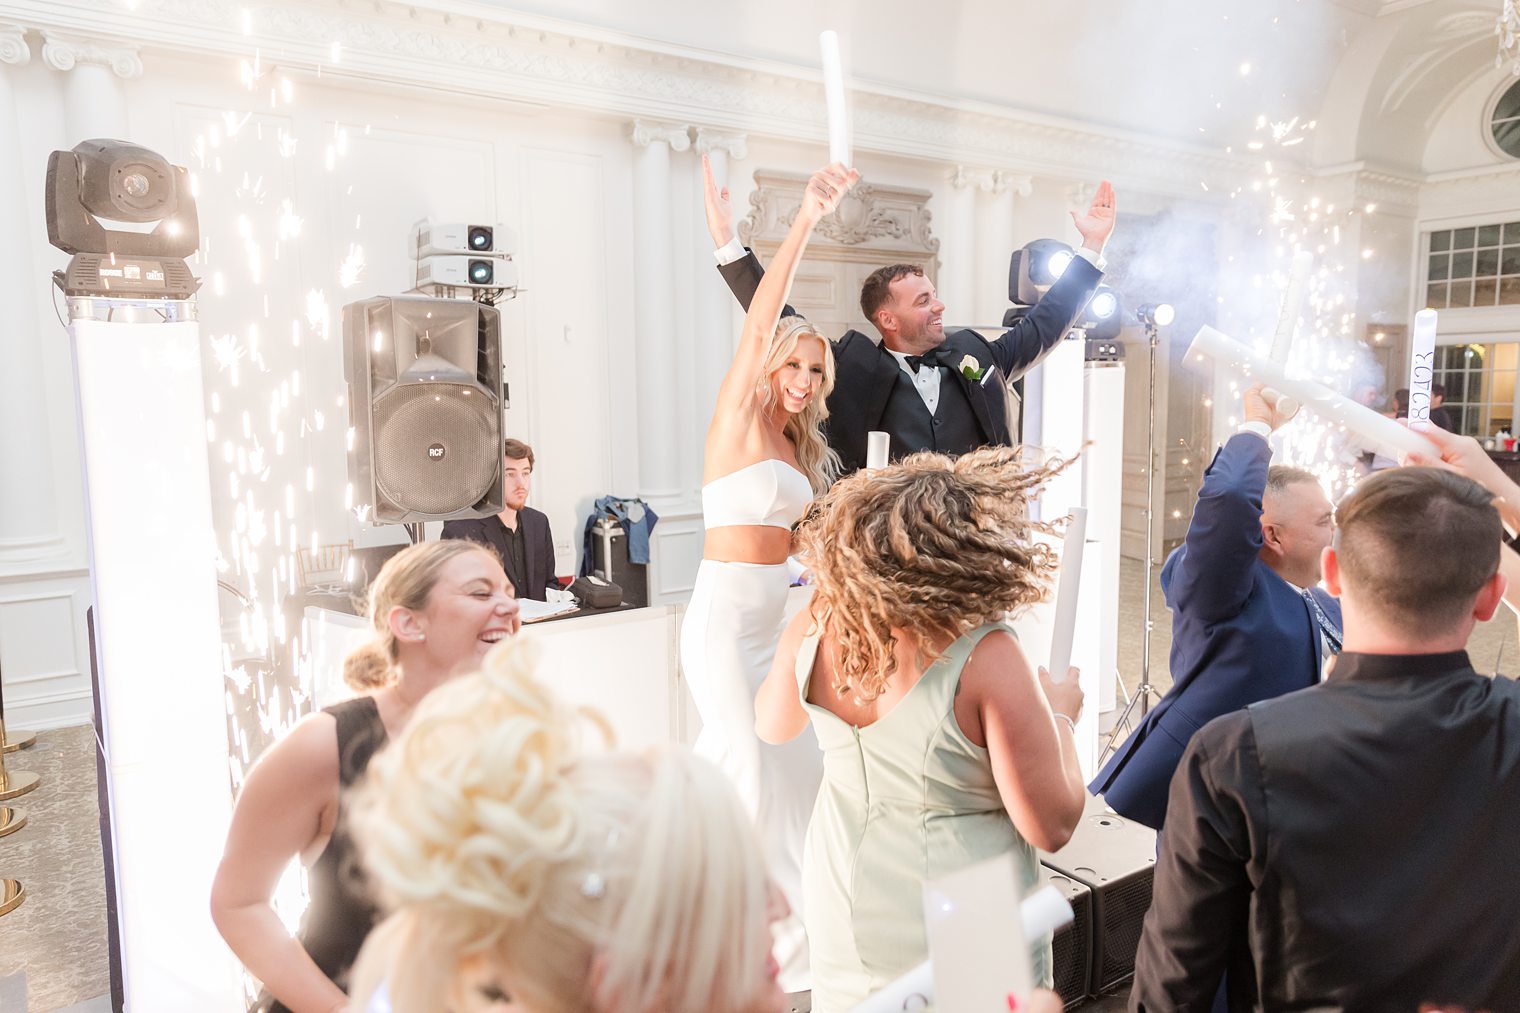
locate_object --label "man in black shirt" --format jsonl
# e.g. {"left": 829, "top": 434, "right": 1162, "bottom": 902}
{"left": 441, "top": 439, "right": 563, "bottom": 601}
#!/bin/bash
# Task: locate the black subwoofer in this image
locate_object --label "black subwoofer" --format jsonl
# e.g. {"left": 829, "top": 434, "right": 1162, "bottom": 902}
{"left": 1040, "top": 794, "right": 1157, "bottom": 997}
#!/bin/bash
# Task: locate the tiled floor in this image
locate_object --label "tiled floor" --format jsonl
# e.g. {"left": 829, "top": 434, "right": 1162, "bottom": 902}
{"left": 1, "top": 558, "right": 1515, "bottom": 1011}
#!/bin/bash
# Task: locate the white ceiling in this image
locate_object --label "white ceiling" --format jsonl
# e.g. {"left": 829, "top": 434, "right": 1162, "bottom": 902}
{"left": 478, "top": 0, "right": 1495, "bottom": 165}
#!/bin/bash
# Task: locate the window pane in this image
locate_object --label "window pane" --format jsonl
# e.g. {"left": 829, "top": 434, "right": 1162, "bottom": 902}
{"left": 1449, "top": 279, "right": 1474, "bottom": 307}
{"left": 1428, "top": 254, "right": 1450, "bottom": 281}
{"left": 1503, "top": 247, "right": 1520, "bottom": 274}
{"left": 1497, "top": 80, "right": 1520, "bottom": 120}
{"left": 1453, "top": 227, "right": 1476, "bottom": 250}
{"left": 1477, "top": 278, "right": 1500, "bottom": 305}
{"left": 1480, "top": 224, "right": 1503, "bottom": 247}
{"left": 1445, "top": 370, "right": 1469, "bottom": 399}
{"left": 1506, "top": 222, "right": 1520, "bottom": 244}
{"left": 1494, "top": 117, "right": 1520, "bottom": 159}
{"left": 1493, "top": 369, "right": 1516, "bottom": 407}
{"left": 1431, "top": 230, "right": 1452, "bottom": 252}
{"left": 1496, "top": 343, "right": 1518, "bottom": 370}
{"left": 1501, "top": 276, "right": 1520, "bottom": 306}
{"left": 1477, "top": 248, "right": 1500, "bottom": 277}
{"left": 1427, "top": 282, "right": 1449, "bottom": 307}
{"left": 1452, "top": 251, "right": 1474, "bottom": 278}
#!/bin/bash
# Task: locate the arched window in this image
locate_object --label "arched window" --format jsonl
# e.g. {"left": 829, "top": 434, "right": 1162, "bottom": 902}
{"left": 1493, "top": 77, "right": 1520, "bottom": 159}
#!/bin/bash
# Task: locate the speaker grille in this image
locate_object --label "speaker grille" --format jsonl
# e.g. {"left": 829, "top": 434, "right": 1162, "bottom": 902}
{"left": 372, "top": 382, "right": 497, "bottom": 517}
{"left": 1096, "top": 872, "right": 1153, "bottom": 990}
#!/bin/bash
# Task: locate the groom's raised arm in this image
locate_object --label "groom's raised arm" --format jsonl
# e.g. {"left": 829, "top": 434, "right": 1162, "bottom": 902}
{"left": 703, "top": 155, "right": 800, "bottom": 318}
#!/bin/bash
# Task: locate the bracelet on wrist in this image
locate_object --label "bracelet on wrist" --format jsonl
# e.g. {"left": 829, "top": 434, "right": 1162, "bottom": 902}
{"left": 1054, "top": 713, "right": 1077, "bottom": 735}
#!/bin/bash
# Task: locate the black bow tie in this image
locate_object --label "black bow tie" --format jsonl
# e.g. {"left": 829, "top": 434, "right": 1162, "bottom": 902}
{"left": 904, "top": 348, "right": 944, "bottom": 374}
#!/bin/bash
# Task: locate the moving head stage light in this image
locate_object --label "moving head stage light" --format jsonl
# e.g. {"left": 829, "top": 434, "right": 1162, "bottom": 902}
{"left": 46, "top": 139, "right": 200, "bottom": 298}
{"left": 1008, "top": 238, "right": 1076, "bottom": 306}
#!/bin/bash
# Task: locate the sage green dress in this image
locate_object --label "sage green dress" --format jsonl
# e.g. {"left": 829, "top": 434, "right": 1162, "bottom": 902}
{"left": 795, "top": 622, "right": 1052, "bottom": 1012}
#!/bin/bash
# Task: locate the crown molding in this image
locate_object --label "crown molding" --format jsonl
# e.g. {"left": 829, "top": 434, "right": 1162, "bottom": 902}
{"left": 7, "top": 0, "right": 1280, "bottom": 197}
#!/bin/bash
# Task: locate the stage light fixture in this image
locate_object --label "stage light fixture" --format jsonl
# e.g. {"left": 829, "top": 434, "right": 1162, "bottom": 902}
{"left": 411, "top": 220, "right": 518, "bottom": 258}
{"left": 1008, "top": 238, "right": 1077, "bottom": 306}
{"left": 45, "top": 139, "right": 200, "bottom": 297}
{"left": 1136, "top": 302, "right": 1175, "bottom": 327}
{"left": 1079, "top": 284, "right": 1123, "bottom": 342}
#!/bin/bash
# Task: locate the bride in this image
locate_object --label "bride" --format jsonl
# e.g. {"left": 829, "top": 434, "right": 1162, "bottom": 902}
{"left": 680, "top": 158, "right": 857, "bottom": 988}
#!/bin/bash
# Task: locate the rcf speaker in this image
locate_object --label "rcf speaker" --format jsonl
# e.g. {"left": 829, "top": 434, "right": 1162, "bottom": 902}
{"left": 1038, "top": 866, "right": 1093, "bottom": 1008}
{"left": 1040, "top": 794, "right": 1157, "bottom": 997}
{"left": 343, "top": 295, "right": 504, "bottom": 523}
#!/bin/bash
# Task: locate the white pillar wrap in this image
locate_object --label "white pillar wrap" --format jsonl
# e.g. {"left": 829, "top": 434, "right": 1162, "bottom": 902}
{"left": 940, "top": 166, "right": 977, "bottom": 325}
{"left": 975, "top": 171, "right": 1030, "bottom": 326}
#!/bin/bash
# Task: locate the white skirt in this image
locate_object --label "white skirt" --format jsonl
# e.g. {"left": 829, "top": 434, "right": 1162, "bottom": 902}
{"left": 680, "top": 559, "right": 823, "bottom": 992}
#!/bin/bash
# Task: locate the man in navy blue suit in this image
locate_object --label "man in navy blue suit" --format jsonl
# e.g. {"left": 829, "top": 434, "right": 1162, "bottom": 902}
{"left": 1090, "top": 383, "right": 1340, "bottom": 831}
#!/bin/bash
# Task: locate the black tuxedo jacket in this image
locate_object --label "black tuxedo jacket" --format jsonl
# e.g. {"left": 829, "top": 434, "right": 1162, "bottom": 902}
{"left": 440, "top": 506, "right": 559, "bottom": 601}
{"left": 717, "top": 250, "right": 1103, "bottom": 473}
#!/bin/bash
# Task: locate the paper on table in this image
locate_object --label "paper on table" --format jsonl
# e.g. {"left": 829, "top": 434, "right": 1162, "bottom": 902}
{"left": 518, "top": 597, "right": 579, "bottom": 623}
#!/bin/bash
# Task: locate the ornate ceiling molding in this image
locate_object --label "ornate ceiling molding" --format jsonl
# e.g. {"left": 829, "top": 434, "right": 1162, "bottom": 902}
{"left": 8, "top": 0, "right": 1269, "bottom": 198}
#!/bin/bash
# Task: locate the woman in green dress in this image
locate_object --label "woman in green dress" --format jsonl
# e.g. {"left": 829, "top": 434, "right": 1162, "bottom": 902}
{"left": 755, "top": 446, "right": 1089, "bottom": 1012}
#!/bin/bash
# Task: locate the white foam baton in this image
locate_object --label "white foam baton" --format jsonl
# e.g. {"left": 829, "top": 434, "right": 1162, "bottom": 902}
{"left": 1262, "top": 249, "right": 1314, "bottom": 416}
{"left": 850, "top": 886, "right": 1074, "bottom": 1013}
{"left": 1187, "top": 325, "right": 1435, "bottom": 460}
{"left": 819, "top": 30, "right": 851, "bottom": 168}
{"left": 866, "top": 430, "right": 890, "bottom": 470}
{"left": 1047, "top": 507, "right": 1087, "bottom": 684}
{"left": 1407, "top": 308, "right": 1439, "bottom": 431}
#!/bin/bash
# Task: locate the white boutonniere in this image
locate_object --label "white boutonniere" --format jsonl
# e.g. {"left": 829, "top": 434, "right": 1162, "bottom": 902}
{"left": 958, "top": 354, "right": 989, "bottom": 383}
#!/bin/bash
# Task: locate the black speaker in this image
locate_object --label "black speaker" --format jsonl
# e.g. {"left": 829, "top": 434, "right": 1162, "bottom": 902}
{"left": 1040, "top": 794, "right": 1157, "bottom": 996}
{"left": 1039, "top": 866, "right": 1093, "bottom": 1008}
{"left": 343, "top": 296, "right": 504, "bottom": 523}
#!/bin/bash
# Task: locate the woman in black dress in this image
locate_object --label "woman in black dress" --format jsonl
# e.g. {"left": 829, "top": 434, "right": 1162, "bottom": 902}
{"left": 211, "top": 539, "right": 520, "bottom": 1012}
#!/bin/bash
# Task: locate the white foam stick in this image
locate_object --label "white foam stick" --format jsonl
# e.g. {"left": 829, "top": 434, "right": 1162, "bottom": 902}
{"left": 819, "top": 30, "right": 851, "bottom": 167}
{"left": 1048, "top": 508, "right": 1087, "bottom": 684}
{"left": 866, "top": 430, "right": 890, "bottom": 469}
{"left": 1188, "top": 325, "right": 1435, "bottom": 460}
{"left": 1270, "top": 249, "right": 1313, "bottom": 364}
{"left": 1407, "top": 308, "right": 1439, "bottom": 431}
{"left": 850, "top": 886, "right": 1074, "bottom": 1013}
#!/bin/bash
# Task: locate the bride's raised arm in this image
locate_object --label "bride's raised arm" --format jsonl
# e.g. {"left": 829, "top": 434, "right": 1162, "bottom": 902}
{"left": 709, "top": 162, "right": 857, "bottom": 428}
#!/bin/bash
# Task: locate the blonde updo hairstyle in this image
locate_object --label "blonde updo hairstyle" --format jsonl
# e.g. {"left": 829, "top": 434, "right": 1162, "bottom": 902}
{"left": 795, "top": 445, "right": 1074, "bottom": 702}
{"left": 755, "top": 315, "right": 842, "bottom": 494}
{"left": 342, "top": 539, "right": 499, "bottom": 691}
{"left": 346, "top": 635, "right": 775, "bottom": 1013}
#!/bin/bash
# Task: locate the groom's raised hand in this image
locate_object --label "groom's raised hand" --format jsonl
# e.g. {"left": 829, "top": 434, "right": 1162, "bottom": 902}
{"left": 1071, "top": 179, "right": 1117, "bottom": 254}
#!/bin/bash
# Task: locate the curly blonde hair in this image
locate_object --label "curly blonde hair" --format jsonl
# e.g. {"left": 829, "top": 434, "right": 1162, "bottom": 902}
{"left": 346, "top": 634, "right": 773, "bottom": 1013}
{"left": 342, "top": 539, "right": 499, "bottom": 690}
{"left": 795, "top": 445, "right": 1074, "bottom": 702}
{"left": 754, "top": 316, "right": 841, "bottom": 494}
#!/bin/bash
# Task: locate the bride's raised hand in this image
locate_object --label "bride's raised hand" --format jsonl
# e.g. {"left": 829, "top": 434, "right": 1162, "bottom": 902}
{"left": 798, "top": 163, "right": 859, "bottom": 225}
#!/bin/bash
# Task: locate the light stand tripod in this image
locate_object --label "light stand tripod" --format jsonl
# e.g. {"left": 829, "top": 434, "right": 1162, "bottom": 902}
{"left": 1101, "top": 305, "right": 1173, "bottom": 759}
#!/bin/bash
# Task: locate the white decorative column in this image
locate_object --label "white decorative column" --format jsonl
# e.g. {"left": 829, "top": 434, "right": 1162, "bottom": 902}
{"left": 940, "top": 167, "right": 977, "bottom": 327}
{"left": 41, "top": 32, "right": 141, "bottom": 144}
{"left": 629, "top": 119, "right": 690, "bottom": 502}
{"left": 691, "top": 128, "right": 748, "bottom": 483}
{"left": 0, "top": 26, "right": 64, "bottom": 566}
{"left": 975, "top": 171, "right": 1030, "bottom": 324}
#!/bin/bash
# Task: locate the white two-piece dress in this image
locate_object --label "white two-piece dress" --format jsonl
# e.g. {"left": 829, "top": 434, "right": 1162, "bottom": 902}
{"left": 680, "top": 458, "right": 823, "bottom": 988}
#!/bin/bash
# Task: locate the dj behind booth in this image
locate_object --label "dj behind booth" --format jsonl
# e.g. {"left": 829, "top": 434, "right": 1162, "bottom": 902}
{"left": 440, "top": 438, "right": 565, "bottom": 602}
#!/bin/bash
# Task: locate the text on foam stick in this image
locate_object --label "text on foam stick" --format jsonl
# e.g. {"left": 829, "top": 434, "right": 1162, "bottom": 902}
{"left": 1407, "top": 309, "right": 1438, "bottom": 431}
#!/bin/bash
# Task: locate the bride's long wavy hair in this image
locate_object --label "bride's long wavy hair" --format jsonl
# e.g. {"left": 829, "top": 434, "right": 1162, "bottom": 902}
{"left": 754, "top": 315, "right": 841, "bottom": 494}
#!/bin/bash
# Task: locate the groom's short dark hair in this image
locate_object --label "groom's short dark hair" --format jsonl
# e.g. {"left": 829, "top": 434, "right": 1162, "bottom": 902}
{"left": 860, "top": 264, "right": 924, "bottom": 325}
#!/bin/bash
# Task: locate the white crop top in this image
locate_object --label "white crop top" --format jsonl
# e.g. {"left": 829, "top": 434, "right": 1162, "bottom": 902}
{"left": 701, "top": 459, "right": 813, "bottom": 530}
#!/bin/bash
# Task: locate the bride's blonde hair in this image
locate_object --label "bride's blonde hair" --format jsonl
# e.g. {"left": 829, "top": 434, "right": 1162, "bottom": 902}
{"left": 755, "top": 315, "right": 841, "bottom": 494}
{"left": 346, "top": 635, "right": 773, "bottom": 1012}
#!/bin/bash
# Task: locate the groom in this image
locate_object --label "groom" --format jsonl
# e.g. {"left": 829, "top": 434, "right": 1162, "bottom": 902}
{"left": 703, "top": 160, "right": 1117, "bottom": 474}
